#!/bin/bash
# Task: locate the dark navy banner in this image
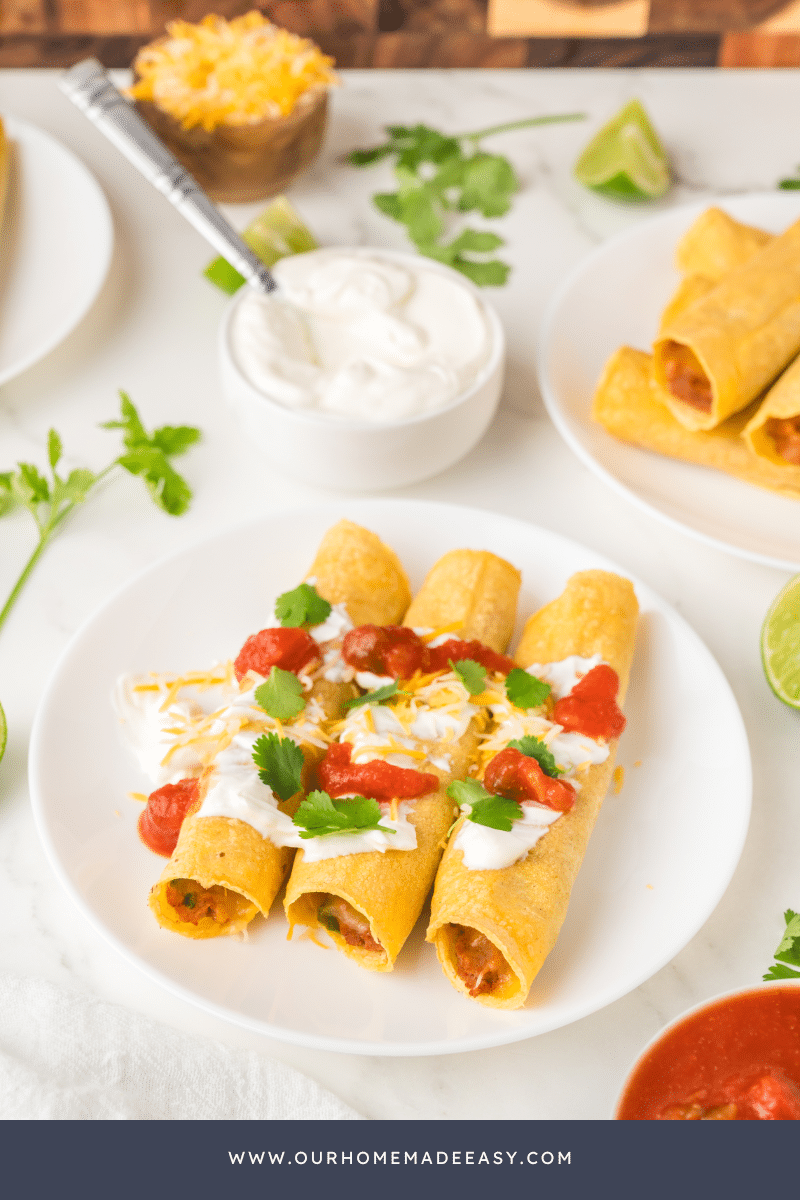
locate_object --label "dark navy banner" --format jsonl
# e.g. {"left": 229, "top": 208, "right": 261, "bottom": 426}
{"left": 0, "top": 1118, "right": 789, "bottom": 1199}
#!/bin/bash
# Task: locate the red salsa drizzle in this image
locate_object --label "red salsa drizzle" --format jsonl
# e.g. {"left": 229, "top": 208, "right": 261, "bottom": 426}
{"left": 553, "top": 664, "right": 626, "bottom": 740}
{"left": 318, "top": 741, "right": 438, "bottom": 801}
{"left": 341, "top": 625, "right": 515, "bottom": 680}
{"left": 484, "top": 746, "right": 575, "bottom": 813}
{"left": 618, "top": 987, "right": 800, "bottom": 1121}
{"left": 234, "top": 626, "right": 318, "bottom": 681}
{"left": 138, "top": 777, "right": 200, "bottom": 857}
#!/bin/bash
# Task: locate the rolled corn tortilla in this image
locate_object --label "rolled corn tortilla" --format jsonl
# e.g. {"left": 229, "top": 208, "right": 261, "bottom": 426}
{"left": 675, "top": 207, "right": 773, "bottom": 283}
{"left": 659, "top": 209, "right": 773, "bottom": 335}
{"left": 592, "top": 346, "right": 800, "bottom": 497}
{"left": 284, "top": 549, "right": 522, "bottom": 972}
{"left": 743, "top": 353, "right": 800, "bottom": 468}
{"left": 426, "top": 571, "right": 638, "bottom": 1008}
{"left": 653, "top": 217, "right": 800, "bottom": 432}
{"left": 148, "top": 521, "right": 412, "bottom": 939}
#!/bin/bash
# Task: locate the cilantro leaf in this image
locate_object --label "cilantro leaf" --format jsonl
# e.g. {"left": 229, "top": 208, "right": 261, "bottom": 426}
{"left": 0, "top": 473, "right": 13, "bottom": 518}
{"left": 506, "top": 735, "right": 564, "bottom": 778}
{"left": 505, "top": 668, "right": 551, "bottom": 710}
{"left": 252, "top": 732, "right": 305, "bottom": 800}
{"left": 775, "top": 909, "right": 800, "bottom": 968}
{"left": 293, "top": 790, "right": 395, "bottom": 839}
{"left": 104, "top": 392, "right": 199, "bottom": 516}
{"left": 348, "top": 115, "right": 584, "bottom": 286}
{"left": 274, "top": 582, "right": 331, "bottom": 629}
{"left": 47, "top": 429, "right": 62, "bottom": 471}
{"left": 17, "top": 462, "right": 51, "bottom": 504}
{"left": 149, "top": 425, "right": 201, "bottom": 457}
{"left": 254, "top": 667, "right": 307, "bottom": 720}
{"left": 447, "top": 778, "right": 521, "bottom": 831}
{"left": 345, "top": 681, "right": 405, "bottom": 709}
{"left": 763, "top": 963, "right": 800, "bottom": 981}
{"left": 451, "top": 658, "right": 487, "bottom": 696}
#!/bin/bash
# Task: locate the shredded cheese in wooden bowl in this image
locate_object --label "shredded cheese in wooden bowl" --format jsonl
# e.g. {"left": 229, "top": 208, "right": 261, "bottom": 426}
{"left": 128, "top": 12, "right": 338, "bottom": 202}
{"left": 130, "top": 12, "right": 337, "bottom": 130}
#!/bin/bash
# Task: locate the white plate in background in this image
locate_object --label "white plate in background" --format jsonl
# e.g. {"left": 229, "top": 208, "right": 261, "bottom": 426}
{"left": 539, "top": 193, "right": 800, "bottom": 571}
{"left": 0, "top": 117, "right": 113, "bottom": 385}
{"left": 29, "top": 501, "right": 751, "bottom": 1055}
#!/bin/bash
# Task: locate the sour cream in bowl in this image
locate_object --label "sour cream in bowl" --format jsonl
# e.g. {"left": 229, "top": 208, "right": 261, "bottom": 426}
{"left": 218, "top": 248, "right": 505, "bottom": 490}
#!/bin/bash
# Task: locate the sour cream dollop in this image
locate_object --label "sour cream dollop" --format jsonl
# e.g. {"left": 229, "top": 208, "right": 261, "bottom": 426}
{"left": 229, "top": 251, "right": 492, "bottom": 423}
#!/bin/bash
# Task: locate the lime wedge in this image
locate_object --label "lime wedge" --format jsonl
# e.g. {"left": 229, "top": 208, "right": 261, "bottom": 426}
{"left": 762, "top": 574, "right": 800, "bottom": 708}
{"left": 205, "top": 196, "right": 318, "bottom": 294}
{"left": 0, "top": 700, "right": 6, "bottom": 765}
{"left": 574, "top": 99, "right": 670, "bottom": 202}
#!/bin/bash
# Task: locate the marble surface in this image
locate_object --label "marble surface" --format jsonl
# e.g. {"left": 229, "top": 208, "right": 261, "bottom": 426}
{"left": 0, "top": 67, "right": 798, "bottom": 1120}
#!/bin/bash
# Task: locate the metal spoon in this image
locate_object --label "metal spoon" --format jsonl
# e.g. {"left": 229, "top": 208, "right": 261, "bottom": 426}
{"left": 59, "top": 58, "right": 278, "bottom": 294}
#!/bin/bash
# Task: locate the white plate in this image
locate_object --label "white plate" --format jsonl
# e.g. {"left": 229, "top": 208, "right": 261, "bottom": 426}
{"left": 539, "top": 193, "right": 800, "bottom": 571}
{"left": 0, "top": 117, "right": 113, "bottom": 385}
{"left": 29, "top": 501, "right": 751, "bottom": 1056}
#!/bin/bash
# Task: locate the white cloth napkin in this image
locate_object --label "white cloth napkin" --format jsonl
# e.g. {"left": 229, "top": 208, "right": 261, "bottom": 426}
{"left": 0, "top": 974, "right": 361, "bottom": 1120}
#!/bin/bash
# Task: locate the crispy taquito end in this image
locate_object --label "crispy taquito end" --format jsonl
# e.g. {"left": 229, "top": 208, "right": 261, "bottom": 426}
{"left": 402, "top": 549, "right": 522, "bottom": 652}
{"left": 284, "top": 548, "right": 521, "bottom": 970}
{"left": 427, "top": 571, "right": 638, "bottom": 1009}
{"left": 148, "top": 521, "right": 410, "bottom": 939}
{"left": 305, "top": 519, "right": 411, "bottom": 625}
{"left": 149, "top": 806, "right": 294, "bottom": 939}
{"left": 675, "top": 207, "right": 773, "bottom": 282}
{"left": 285, "top": 789, "right": 459, "bottom": 971}
{"left": 743, "top": 354, "right": 800, "bottom": 468}
{"left": 653, "top": 217, "right": 800, "bottom": 432}
{"left": 592, "top": 346, "right": 800, "bottom": 496}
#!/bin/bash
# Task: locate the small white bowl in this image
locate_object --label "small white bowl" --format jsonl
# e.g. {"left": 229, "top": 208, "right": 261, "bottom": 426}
{"left": 218, "top": 248, "right": 505, "bottom": 491}
{"left": 614, "top": 979, "right": 800, "bottom": 1120}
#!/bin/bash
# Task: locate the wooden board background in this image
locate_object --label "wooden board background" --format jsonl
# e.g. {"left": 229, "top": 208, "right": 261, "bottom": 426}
{"left": 0, "top": 0, "right": 795, "bottom": 67}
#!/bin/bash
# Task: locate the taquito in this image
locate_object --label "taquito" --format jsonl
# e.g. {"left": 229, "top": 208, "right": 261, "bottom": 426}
{"left": 147, "top": 521, "right": 412, "bottom": 939}
{"left": 660, "top": 208, "right": 773, "bottom": 334}
{"left": 743, "top": 353, "right": 800, "bottom": 468}
{"left": 653, "top": 217, "right": 800, "bottom": 432}
{"left": 284, "top": 549, "right": 522, "bottom": 971}
{"left": 427, "top": 571, "right": 638, "bottom": 1008}
{"left": 592, "top": 346, "right": 800, "bottom": 497}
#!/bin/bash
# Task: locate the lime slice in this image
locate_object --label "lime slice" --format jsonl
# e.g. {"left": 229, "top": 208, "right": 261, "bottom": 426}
{"left": 205, "top": 196, "right": 318, "bottom": 294}
{"left": 574, "top": 99, "right": 670, "bottom": 202}
{"left": 761, "top": 574, "right": 800, "bottom": 708}
{"left": 0, "top": 700, "right": 6, "bottom": 765}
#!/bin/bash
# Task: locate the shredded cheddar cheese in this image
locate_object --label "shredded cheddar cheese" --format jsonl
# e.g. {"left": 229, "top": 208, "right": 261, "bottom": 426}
{"left": 613, "top": 765, "right": 625, "bottom": 795}
{"left": 129, "top": 12, "right": 338, "bottom": 131}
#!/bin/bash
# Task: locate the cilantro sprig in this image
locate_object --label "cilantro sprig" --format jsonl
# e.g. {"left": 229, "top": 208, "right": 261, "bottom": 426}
{"left": 293, "top": 790, "right": 396, "bottom": 839}
{"left": 255, "top": 668, "right": 307, "bottom": 721}
{"left": 451, "top": 658, "right": 487, "bottom": 696}
{"left": 274, "top": 582, "right": 331, "bottom": 629}
{"left": 763, "top": 909, "right": 800, "bottom": 980}
{"left": 345, "top": 680, "right": 406, "bottom": 710}
{"left": 0, "top": 392, "right": 200, "bottom": 636}
{"left": 505, "top": 668, "right": 551, "bottom": 711}
{"left": 252, "top": 732, "right": 305, "bottom": 800}
{"left": 349, "top": 115, "right": 584, "bottom": 286}
{"left": 507, "top": 735, "right": 564, "bottom": 778}
{"left": 447, "top": 777, "right": 521, "bottom": 832}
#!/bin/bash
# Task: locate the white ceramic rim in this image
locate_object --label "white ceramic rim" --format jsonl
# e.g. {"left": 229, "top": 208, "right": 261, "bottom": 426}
{"left": 537, "top": 192, "right": 800, "bottom": 573}
{"left": 0, "top": 117, "right": 113, "bottom": 387}
{"left": 614, "top": 977, "right": 800, "bottom": 1118}
{"left": 219, "top": 247, "right": 506, "bottom": 431}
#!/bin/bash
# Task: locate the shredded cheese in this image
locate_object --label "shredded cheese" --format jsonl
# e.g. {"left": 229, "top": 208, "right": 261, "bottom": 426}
{"left": 129, "top": 12, "right": 338, "bottom": 130}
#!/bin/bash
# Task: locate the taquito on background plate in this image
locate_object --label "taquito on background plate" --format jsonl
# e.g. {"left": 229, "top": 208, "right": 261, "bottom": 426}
{"left": 284, "top": 549, "right": 521, "bottom": 971}
{"left": 427, "top": 570, "right": 638, "bottom": 1009}
{"left": 148, "top": 520, "right": 412, "bottom": 939}
{"left": 654, "top": 216, "right": 800, "bottom": 432}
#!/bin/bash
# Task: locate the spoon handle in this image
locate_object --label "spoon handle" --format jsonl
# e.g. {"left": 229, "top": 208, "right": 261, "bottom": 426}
{"left": 59, "top": 58, "right": 278, "bottom": 294}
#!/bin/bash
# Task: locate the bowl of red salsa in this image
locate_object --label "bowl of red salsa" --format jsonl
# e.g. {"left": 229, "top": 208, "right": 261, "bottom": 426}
{"left": 616, "top": 982, "right": 800, "bottom": 1121}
